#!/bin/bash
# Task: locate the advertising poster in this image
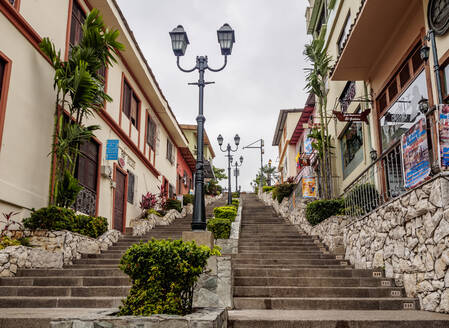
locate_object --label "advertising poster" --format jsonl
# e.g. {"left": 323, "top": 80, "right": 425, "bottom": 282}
{"left": 439, "top": 105, "right": 449, "bottom": 170}
{"left": 401, "top": 117, "right": 430, "bottom": 189}
{"left": 302, "top": 177, "right": 317, "bottom": 198}
{"left": 304, "top": 134, "right": 313, "bottom": 155}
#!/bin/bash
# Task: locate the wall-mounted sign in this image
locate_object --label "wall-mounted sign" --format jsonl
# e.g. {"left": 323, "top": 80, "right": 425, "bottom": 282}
{"left": 333, "top": 108, "right": 371, "bottom": 123}
{"left": 439, "top": 105, "right": 449, "bottom": 170}
{"left": 302, "top": 177, "right": 317, "bottom": 198}
{"left": 401, "top": 118, "right": 431, "bottom": 189}
{"left": 118, "top": 157, "right": 126, "bottom": 168}
{"left": 106, "top": 139, "right": 119, "bottom": 160}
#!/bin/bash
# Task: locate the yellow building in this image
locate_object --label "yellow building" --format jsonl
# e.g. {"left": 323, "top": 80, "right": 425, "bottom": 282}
{"left": 0, "top": 0, "right": 188, "bottom": 231}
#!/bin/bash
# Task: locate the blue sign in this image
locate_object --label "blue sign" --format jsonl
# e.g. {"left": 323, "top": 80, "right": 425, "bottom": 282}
{"left": 106, "top": 139, "right": 119, "bottom": 160}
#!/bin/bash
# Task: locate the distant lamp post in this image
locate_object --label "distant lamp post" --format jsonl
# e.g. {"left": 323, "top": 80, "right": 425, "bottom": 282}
{"left": 243, "top": 139, "right": 265, "bottom": 193}
{"left": 233, "top": 155, "right": 244, "bottom": 194}
{"left": 370, "top": 149, "right": 378, "bottom": 162}
{"left": 169, "top": 24, "right": 235, "bottom": 231}
{"left": 218, "top": 134, "right": 240, "bottom": 205}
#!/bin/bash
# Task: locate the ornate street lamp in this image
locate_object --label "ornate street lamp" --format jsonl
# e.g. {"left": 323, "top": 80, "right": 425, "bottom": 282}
{"left": 170, "top": 24, "right": 235, "bottom": 231}
{"left": 218, "top": 134, "right": 240, "bottom": 205}
{"left": 233, "top": 155, "right": 244, "bottom": 194}
{"left": 267, "top": 159, "right": 272, "bottom": 186}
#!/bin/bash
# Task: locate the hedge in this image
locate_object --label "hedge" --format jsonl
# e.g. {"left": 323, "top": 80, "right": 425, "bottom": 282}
{"left": 207, "top": 218, "right": 231, "bottom": 239}
{"left": 272, "top": 183, "right": 295, "bottom": 203}
{"left": 183, "top": 194, "right": 193, "bottom": 205}
{"left": 165, "top": 199, "right": 182, "bottom": 213}
{"left": 263, "top": 186, "right": 275, "bottom": 193}
{"left": 231, "top": 198, "right": 239, "bottom": 208}
{"left": 118, "top": 239, "right": 220, "bottom": 316}
{"left": 213, "top": 206, "right": 237, "bottom": 222}
{"left": 305, "top": 199, "right": 345, "bottom": 226}
{"left": 23, "top": 206, "right": 108, "bottom": 238}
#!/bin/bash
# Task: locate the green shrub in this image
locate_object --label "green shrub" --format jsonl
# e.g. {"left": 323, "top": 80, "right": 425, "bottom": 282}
{"left": 118, "top": 239, "right": 220, "bottom": 316}
{"left": 231, "top": 199, "right": 239, "bottom": 208}
{"left": 272, "top": 183, "right": 295, "bottom": 203}
{"left": 183, "top": 194, "right": 193, "bottom": 205}
{"left": 23, "top": 206, "right": 76, "bottom": 231}
{"left": 56, "top": 170, "right": 82, "bottom": 208}
{"left": 165, "top": 199, "right": 182, "bottom": 213}
{"left": 345, "top": 183, "right": 380, "bottom": 216}
{"left": 0, "top": 236, "right": 21, "bottom": 250}
{"left": 207, "top": 218, "right": 231, "bottom": 239}
{"left": 305, "top": 199, "right": 345, "bottom": 226}
{"left": 263, "top": 186, "right": 275, "bottom": 193}
{"left": 213, "top": 206, "right": 237, "bottom": 222}
{"left": 146, "top": 209, "right": 161, "bottom": 217}
{"left": 23, "top": 206, "right": 108, "bottom": 238}
{"left": 72, "top": 215, "right": 108, "bottom": 238}
{"left": 231, "top": 192, "right": 239, "bottom": 198}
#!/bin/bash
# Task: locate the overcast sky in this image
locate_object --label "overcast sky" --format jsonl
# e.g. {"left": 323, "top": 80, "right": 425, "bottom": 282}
{"left": 116, "top": 0, "right": 310, "bottom": 191}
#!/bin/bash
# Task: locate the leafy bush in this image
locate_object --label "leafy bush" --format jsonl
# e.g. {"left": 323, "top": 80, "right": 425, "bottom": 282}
{"left": 118, "top": 239, "right": 220, "bottom": 316}
{"left": 72, "top": 215, "right": 108, "bottom": 238}
{"left": 23, "top": 206, "right": 76, "bottom": 231}
{"left": 183, "top": 194, "right": 193, "bottom": 205}
{"left": 207, "top": 218, "right": 231, "bottom": 239}
{"left": 305, "top": 199, "right": 345, "bottom": 226}
{"left": 232, "top": 192, "right": 239, "bottom": 198}
{"left": 213, "top": 206, "right": 237, "bottom": 222}
{"left": 232, "top": 199, "right": 239, "bottom": 208}
{"left": 263, "top": 186, "right": 275, "bottom": 193}
{"left": 272, "top": 183, "right": 295, "bottom": 203}
{"left": 345, "top": 183, "right": 380, "bottom": 216}
{"left": 140, "top": 192, "right": 158, "bottom": 210}
{"left": 0, "top": 236, "right": 21, "bottom": 250}
{"left": 165, "top": 199, "right": 182, "bottom": 213}
{"left": 23, "top": 206, "right": 108, "bottom": 238}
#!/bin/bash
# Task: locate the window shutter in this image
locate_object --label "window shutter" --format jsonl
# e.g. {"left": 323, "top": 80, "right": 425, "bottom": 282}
{"left": 130, "top": 94, "right": 138, "bottom": 127}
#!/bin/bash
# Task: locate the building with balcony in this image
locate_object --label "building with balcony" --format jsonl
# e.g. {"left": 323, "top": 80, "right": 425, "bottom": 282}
{"left": 0, "top": 0, "right": 189, "bottom": 231}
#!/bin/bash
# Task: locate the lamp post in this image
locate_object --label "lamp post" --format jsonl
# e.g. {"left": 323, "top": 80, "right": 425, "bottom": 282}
{"left": 169, "top": 24, "right": 235, "bottom": 231}
{"left": 217, "top": 134, "right": 240, "bottom": 205}
{"left": 243, "top": 139, "right": 264, "bottom": 193}
{"left": 233, "top": 156, "right": 244, "bottom": 193}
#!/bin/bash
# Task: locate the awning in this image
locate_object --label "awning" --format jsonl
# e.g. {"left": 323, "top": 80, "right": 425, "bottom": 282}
{"left": 179, "top": 147, "right": 196, "bottom": 172}
{"left": 331, "top": 0, "right": 413, "bottom": 81}
{"left": 290, "top": 106, "right": 315, "bottom": 145}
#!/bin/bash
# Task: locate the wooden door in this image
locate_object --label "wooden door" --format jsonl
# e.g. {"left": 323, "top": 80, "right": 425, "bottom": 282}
{"left": 114, "top": 169, "right": 127, "bottom": 232}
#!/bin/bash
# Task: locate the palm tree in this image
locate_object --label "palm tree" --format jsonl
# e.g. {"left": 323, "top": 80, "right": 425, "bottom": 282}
{"left": 40, "top": 9, "right": 124, "bottom": 206}
{"left": 304, "top": 37, "right": 333, "bottom": 198}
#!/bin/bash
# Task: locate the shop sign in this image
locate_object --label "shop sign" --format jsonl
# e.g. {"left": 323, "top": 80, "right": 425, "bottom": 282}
{"left": 105, "top": 139, "right": 119, "bottom": 160}
{"left": 401, "top": 117, "right": 431, "bottom": 189}
{"left": 333, "top": 108, "right": 371, "bottom": 123}
{"left": 438, "top": 105, "right": 449, "bottom": 170}
{"left": 302, "top": 176, "right": 317, "bottom": 198}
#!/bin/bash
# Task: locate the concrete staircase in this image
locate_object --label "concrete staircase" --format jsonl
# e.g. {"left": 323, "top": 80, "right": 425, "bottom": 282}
{"left": 0, "top": 197, "right": 225, "bottom": 327}
{"left": 229, "top": 194, "right": 449, "bottom": 327}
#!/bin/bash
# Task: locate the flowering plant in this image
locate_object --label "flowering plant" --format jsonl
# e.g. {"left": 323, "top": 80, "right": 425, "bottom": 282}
{"left": 139, "top": 193, "right": 158, "bottom": 211}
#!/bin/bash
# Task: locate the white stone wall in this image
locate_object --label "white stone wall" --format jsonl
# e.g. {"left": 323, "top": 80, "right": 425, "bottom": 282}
{"left": 344, "top": 176, "right": 449, "bottom": 313}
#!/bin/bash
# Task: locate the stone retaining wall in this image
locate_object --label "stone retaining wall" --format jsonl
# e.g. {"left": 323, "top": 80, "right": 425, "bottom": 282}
{"left": 0, "top": 229, "right": 121, "bottom": 276}
{"left": 344, "top": 175, "right": 449, "bottom": 313}
{"left": 50, "top": 308, "right": 227, "bottom": 328}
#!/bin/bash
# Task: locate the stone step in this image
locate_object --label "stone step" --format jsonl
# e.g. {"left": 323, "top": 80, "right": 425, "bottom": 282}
{"left": 234, "top": 286, "right": 404, "bottom": 298}
{"left": 233, "top": 277, "right": 392, "bottom": 288}
{"left": 238, "top": 246, "right": 322, "bottom": 251}
{"left": 73, "top": 259, "right": 121, "bottom": 265}
{"left": 0, "top": 296, "right": 124, "bottom": 308}
{"left": 233, "top": 259, "right": 347, "bottom": 266}
{"left": 228, "top": 310, "right": 449, "bottom": 328}
{"left": 17, "top": 269, "right": 126, "bottom": 277}
{"left": 0, "top": 286, "right": 130, "bottom": 297}
{"left": 0, "top": 276, "right": 130, "bottom": 287}
{"left": 233, "top": 297, "right": 419, "bottom": 310}
{"left": 234, "top": 254, "right": 336, "bottom": 260}
{"left": 233, "top": 268, "right": 383, "bottom": 278}
{"left": 234, "top": 264, "right": 353, "bottom": 270}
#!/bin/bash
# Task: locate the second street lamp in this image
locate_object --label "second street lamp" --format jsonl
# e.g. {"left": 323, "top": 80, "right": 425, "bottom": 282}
{"left": 169, "top": 24, "right": 235, "bottom": 231}
{"left": 243, "top": 139, "right": 264, "bottom": 193}
{"left": 218, "top": 134, "right": 240, "bottom": 205}
{"left": 233, "top": 155, "right": 244, "bottom": 194}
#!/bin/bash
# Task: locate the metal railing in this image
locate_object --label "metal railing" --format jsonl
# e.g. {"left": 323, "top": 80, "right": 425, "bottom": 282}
{"left": 344, "top": 140, "right": 405, "bottom": 217}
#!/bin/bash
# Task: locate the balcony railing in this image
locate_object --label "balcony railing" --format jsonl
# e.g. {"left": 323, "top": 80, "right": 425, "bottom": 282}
{"left": 343, "top": 140, "right": 405, "bottom": 217}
